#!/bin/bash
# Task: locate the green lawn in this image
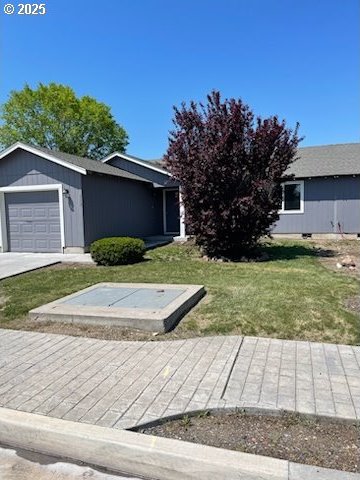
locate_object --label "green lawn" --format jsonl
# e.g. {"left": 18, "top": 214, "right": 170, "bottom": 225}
{"left": 0, "top": 241, "right": 359, "bottom": 344}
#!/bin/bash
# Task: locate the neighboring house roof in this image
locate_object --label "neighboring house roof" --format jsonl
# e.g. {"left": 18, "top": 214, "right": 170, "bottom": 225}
{"left": 0, "top": 142, "right": 150, "bottom": 183}
{"left": 287, "top": 143, "right": 360, "bottom": 178}
{"left": 102, "top": 151, "right": 171, "bottom": 177}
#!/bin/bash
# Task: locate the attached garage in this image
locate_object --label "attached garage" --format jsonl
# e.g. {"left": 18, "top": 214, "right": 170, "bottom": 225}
{"left": 0, "top": 142, "right": 166, "bottom": 254}
{"left": 5, "top": 190, "right": 62, "bottom": 253}
{"left": 0, "top": 184, "right": 65, "bottom": 253}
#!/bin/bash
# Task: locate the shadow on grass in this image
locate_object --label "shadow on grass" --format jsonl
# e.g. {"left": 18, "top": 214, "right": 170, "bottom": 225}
{"left": 262, "top": 243, "right": 335, "bottom": 261}
{"left": 93, "top": 258, "right": 151, "bottom": 267}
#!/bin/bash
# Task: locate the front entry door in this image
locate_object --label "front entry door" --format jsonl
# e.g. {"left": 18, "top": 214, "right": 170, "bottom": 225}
{"left": 164, "top": 190, "right": 180, "bottom": 234}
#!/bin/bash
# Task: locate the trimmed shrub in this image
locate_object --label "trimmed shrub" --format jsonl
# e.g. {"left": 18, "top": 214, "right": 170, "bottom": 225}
{"left": 90, "top": 237, "right": 145, "bottom": 266}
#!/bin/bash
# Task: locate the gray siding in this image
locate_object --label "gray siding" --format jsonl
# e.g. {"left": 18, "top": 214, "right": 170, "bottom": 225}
{"left": 0, "top": 150, "right": 85, "bottom": 247}
{"left": 82, "top": 173, "right": 163, "bottom": 246}
{"left": 107, "top": 157, "right": 179, "bottom": 187}
{"left": 274, "top": 177, "right": 360, "bottom": 233}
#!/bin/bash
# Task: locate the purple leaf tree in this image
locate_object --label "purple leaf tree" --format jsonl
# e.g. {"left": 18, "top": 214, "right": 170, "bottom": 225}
{"left": 165, "top": 91, "right": 301, "bottom": 258}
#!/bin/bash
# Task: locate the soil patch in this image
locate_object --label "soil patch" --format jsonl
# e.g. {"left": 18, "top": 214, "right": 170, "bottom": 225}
{"left": 140, "top": 412, "right": 360, "bottom": 473}
{"left": 47, "top": 262, "right": 97, "bottom": 271}
{"left": 345, "top": 296, "right": 360, "bottom": 316}
{"left": 7, "top": 318, "right": 201, "bottom": 342}
{"left": 314, "top": 239, "right": 360, "bottom": 279}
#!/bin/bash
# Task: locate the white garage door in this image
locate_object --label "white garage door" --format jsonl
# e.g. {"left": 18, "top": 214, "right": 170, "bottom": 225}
{"left": 5, "top": 191, "right": 62, "bottom": 253}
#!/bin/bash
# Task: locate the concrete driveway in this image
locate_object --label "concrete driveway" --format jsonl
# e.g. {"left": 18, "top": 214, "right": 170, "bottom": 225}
{"left": 0, "top": 252, "right": 94, "bottom": 280}
{"left": 0, "top": 237, "right": 171, "bottom": 280}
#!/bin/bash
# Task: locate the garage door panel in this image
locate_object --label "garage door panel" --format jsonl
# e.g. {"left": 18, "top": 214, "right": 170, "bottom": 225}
{"left": 22, "top": 224, "right": 34, "bottom": 234}
{"left": 9, "top": 224, "right": 20, "bottom": 234}
{"left": 33, "top": 208, "right": 46, "bottom": 218}
{"left": 20, "top": 208, "right": 33, "bottom": 218}
{"left": 22, "top": 239, "right": 34, "bottom": 249}
{"left": 48, "top": 207, "right": 60, "bottom": 217}
{"left": 10, "top": 239, "right": 21, "bottom": 250}
{"left": 49, "top": 224, "right": 60, "bottom": 233}
{"left": 5, "top": 191, "right": 62, "bottom": 253}
{"left": 34, "top": 224, "right": 47, "bottom": 234}
{"left": 35, "top": 239, "right": 49, "bottom": 250}
{"left": 48, "top": 239, "right": 61, "bottom": 249}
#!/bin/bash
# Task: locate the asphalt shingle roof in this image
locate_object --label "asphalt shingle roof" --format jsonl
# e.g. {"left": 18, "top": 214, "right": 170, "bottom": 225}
{"left": 287, "top": 143, "right": 360, "bottom": 178}
{"left": 7, "top": 142, "right": 360, "bottom": 181}
{"left": 33, "top": 145, "right": 151, "bottom": 183}
{"left": 147, "top": 143, "right": 360, "bottom": 179}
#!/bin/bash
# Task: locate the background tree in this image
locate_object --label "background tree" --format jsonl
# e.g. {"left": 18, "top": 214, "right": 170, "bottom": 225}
{"left": 0, "top": 83, "right": 128, "bottom": 160}
{"left": 165, "top": 91, "right": 301, "bottom": 258}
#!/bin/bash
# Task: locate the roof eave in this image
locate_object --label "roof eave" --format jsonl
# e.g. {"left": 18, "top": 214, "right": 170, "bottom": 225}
{"left": 289, "top": 173, "right": 360, "bottom": 179}
{"left": 102, "top": 152, "right": 171, "bottom": 177}
{"left": 0, "top": 142, "right": 87, "bottom": 175}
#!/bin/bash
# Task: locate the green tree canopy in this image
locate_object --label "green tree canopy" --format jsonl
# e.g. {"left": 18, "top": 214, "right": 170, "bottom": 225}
{"left": 0, "top": 83, "right": 128, "bottom": 160}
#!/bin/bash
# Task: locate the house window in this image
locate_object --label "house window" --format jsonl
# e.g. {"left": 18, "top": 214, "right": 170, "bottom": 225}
{"left": 281, "top": 181, "right": 304, "bottom": 213}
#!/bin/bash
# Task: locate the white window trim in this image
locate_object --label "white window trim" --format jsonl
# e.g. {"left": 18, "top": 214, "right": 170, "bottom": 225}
{"left": 279, "top": 180, "right": 304, "bottom": 214}
{"left": 0, "top": 184, "right": 65, "bottom": 253}
{"left": 163, "top": 188, "right": 181, "bottom": 235}
{"left": 179, "top": 188, "right": 186, "bottom": 238}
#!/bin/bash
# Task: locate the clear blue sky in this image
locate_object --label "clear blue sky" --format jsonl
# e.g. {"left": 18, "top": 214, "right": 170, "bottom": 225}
{"left": 1, "top": 0, "right": 359, "bottom": 158}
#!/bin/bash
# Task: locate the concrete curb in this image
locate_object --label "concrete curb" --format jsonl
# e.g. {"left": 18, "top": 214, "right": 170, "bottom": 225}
{"left": 0, "top": 408, "right": 358, "bottom": 480}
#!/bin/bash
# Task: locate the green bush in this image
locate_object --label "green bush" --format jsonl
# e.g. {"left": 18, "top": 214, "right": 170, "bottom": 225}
{"left": 90, "top": 237, "right": 145, "bottom": 266}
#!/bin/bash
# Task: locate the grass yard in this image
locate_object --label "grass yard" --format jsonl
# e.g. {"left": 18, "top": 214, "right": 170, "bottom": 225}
{"left": 0, "top": 240, "right": 359, "bottom": 344}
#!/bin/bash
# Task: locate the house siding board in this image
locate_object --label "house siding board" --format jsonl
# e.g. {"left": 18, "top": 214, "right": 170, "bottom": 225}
{"left": 82, "top": 173, "right": 163, "bottom": 246}
{"left": 0, "top": 150, "right": 85, "bottom": 247}
{"left": 274, "top": 177, "right": 360, "bottom": 233}
{"left": 107, "top": 157, "right": 179, "bottom": 187}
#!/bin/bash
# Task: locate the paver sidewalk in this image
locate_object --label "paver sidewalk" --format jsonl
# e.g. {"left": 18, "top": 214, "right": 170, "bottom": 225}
{"left": 0, "top": 329, "right": 359, "bottom": 429}
{"left": 223, "top": 337, "right": 360, "bottom": 420}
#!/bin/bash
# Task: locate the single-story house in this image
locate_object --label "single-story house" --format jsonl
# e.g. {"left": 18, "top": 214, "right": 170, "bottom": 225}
{"left": 0, "top": 142, "right": 179, "bottom": 253}
{"left": 273, "top": 143, "right": 360, "bottom": 238}
{"left": 106, "top": 143, "right": 360, "bottom": 239}
{"left": 0, "top": 142, "right": 359, "bottom": 253}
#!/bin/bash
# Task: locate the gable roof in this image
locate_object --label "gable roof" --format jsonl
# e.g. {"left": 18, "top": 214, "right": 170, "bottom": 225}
{"left": 102, "top": 151, "right": 171, "bottom": 177}
{"left": 0, "top": 143, "right": 150, "bottom": 183}
{"left": 287, "top": 143, "right": 360, "bottom": 178}
{"left": 5, "top": 142, "right": 357, "bottom": 183}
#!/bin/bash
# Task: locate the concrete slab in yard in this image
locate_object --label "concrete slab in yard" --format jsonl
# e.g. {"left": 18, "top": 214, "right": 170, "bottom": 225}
{"left": 29, "top": 282, "right": 205, "bottom": 332}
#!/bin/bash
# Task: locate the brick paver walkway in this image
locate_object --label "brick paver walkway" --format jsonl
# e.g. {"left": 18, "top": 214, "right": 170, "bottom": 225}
{"left": 0, "top": 329, "right": 359, "bottom": 429}
{"left": 223, "top": 337, "right": 360, "bottom": 420}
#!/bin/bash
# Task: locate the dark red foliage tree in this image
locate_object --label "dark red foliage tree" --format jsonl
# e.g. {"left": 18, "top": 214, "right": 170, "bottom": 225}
{"left": 164, "top": 91, "right": 301, "bottom": 257}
